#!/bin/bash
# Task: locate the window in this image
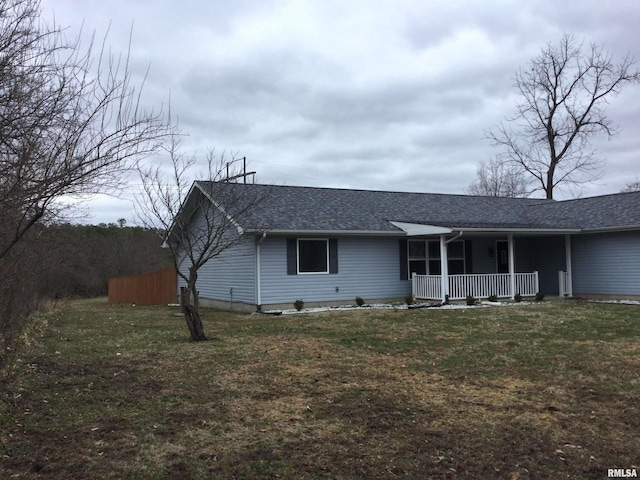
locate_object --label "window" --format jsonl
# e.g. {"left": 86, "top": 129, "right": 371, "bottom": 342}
{"left": 428, "top": 241, "right": 441, "bottom": 275}
{"left": 408, "top": 240, "right": 426, "bottom": 276}
{"left": 406, "top": 240, "right": 466, "bottom": 278}
{"left": 298, "top": 239, "right": 329, "bottom": 274}
{"left": 287, "top": 238, "right": 338, "bottom": 275}
{"left": 447, "top": 240, "right": 466, "bottom": 275}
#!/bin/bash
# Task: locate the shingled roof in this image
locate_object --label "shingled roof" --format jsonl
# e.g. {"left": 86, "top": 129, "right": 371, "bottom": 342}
{"left": 195, "top": 182, "right": 640, "bottom": 234}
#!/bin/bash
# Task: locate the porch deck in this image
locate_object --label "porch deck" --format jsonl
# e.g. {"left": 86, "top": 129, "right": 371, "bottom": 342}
{"left": 412, "top": 272, "right": 539, "bottom": 301}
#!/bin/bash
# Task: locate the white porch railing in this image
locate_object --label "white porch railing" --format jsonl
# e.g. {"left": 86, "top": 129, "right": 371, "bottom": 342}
{"left": 413, "top": 272, "right": 539, "bottom": 301}
{"left": 558, "top": 270, "right": 572, "bottom": 297}
{"left": 412, "top": 274, "right": 442, "bottom": 300}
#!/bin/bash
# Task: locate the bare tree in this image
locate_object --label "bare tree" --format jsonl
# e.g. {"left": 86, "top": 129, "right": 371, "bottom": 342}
{"left": 135, "top": 137, "right": 263, "bottom": 341}
{"left": 467, "top": 158, "right": 530, "bottom": 197}
{"left": 0, "top": 0, "right": 171, "bottom": 373}
{"left": 488, "top": 33, "right": 640, "bottom": 199}
{"left": 0, "top": 0, "right": 171, "bottom": 261}
{"left": 621, "top": 176, "right": 640, "bottom": 193}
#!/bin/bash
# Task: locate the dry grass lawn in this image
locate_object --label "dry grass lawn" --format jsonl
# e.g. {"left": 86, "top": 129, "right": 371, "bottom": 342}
{"left": 1, "top": 298, "right": 639, "bottom": 479}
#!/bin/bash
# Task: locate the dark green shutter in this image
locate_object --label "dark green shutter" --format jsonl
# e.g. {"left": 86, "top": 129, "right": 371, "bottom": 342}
{"left": 329, "top": 239, "right": 338, "bottom": 274}
{"left": 465, "top": 240, "right": 473, "bottom": 274}
{"left": 399, "top": 239, "right": 408, "bottom": 280}
{"left": 286, "top": 238, "right": 297, "bottom": 275}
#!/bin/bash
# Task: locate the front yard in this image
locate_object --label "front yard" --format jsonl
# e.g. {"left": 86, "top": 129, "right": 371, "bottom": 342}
{"left": 1, "top": 299, "right": 638, "bottom": 479}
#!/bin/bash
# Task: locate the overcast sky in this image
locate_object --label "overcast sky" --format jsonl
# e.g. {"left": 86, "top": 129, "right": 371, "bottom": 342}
{"left": 40, "top": 0, "right": 640, "bottom": 225}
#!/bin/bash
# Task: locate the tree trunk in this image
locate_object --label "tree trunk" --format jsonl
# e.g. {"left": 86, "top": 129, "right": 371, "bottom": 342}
{"left": 184, "top": 304, "right": 207, "bottom": 341}
{"left": 180, "top": 285, "right": 207, "bottom": 341}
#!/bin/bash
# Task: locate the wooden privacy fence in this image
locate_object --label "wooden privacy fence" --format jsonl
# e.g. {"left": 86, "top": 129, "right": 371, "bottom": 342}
{"left": 108, "top": 267, "right": 177, "bottom": 306}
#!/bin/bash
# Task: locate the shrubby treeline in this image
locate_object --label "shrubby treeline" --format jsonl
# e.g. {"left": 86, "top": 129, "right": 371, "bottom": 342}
{"left": 37, "top": 223, "right": 172, "bottom": 298}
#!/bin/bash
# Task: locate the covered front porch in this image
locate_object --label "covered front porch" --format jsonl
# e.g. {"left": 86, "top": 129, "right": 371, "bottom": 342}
{"left": 398, "top": 225, "right": 574, "bottom": 302}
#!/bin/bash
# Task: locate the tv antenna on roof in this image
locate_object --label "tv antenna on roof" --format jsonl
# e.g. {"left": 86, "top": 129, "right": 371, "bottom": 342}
{"left": 223, "top": 157, "right": 256, "bottom": 183}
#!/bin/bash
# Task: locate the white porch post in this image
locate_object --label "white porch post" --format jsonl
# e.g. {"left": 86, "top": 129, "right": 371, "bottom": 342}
{"left": 440, "top": 234, "right": 449, "bottom": 303}
{"left": 565, "top": 234, "right": 573, "bottom": 297}
{"left": 508, "top": 234, "right": 515, "bottom": 300}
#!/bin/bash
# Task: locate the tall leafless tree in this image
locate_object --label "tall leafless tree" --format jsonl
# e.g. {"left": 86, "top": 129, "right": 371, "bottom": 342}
{"left": 467, "top": 158, "right": 530, "bottom": 197}
{"left": 0, "top": 0, "right": 171, "bottom": 372}
{"left": 0, "top": 0, "right": 171, "bottom": 261}
{"left": 488, "top": 33, "right": 639, "bottom": 199}
{"left": 135, "top": 136, "right": 263, "bottom": 341}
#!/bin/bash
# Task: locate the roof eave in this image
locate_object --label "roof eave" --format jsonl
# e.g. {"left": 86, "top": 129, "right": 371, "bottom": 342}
{"left": 245, "top": 229, "right": 403, "bottom": 236}
{"left": 579, "top": 224, "right": 640, "bottom": 234}
{"left": 457, "top": 227, "right": 582, "bottom": 234}
{"left": 244, "top": 226, "right": 585, "bottom": 236}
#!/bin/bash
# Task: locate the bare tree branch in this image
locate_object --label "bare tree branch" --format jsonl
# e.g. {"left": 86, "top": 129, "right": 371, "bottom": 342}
{"left": 0, "top": 0, "right": 172, "bottom": 260}
{"left": 621, "top": 176, "right": 640, "bottom": 193}
{"left": 466, "top": 158, "right": 530, "bottom": 197}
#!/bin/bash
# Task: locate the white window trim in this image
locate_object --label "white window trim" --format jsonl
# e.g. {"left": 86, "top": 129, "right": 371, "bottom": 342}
{"left": 297, "top": 238, "right": 330, "bottom": 275}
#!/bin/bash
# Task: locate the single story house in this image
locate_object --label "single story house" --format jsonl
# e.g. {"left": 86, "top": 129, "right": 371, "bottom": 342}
{"left": 173, "top": 182, "right": 640, "bottom": 312}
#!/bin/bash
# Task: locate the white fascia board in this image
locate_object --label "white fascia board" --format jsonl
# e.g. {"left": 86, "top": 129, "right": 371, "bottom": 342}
{"left": 195, "top": 182, "right": 244, "bottom": 235}
{"left": 389, "top": 221, "right": 452, "bottom": 236}
{"left": 457, "top": 227, "right": 581, "bottom": 235}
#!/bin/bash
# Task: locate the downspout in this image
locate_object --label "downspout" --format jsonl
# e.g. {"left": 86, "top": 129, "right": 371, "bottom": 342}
{"left": 439, "top": 235, "right": 448, "bottom": 303}
{"left": 256, "top": 232, "right": 267, "bottom": 311}
{"left": 445, "top": 231, "right": 463, "bottom": 244}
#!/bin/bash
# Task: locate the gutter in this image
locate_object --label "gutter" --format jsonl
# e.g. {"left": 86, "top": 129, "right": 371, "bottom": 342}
{"left": 244, "top": 229, "right": 403, "bottom": 236}
{"left": 579, "top": 225, "right": 640, "bottom": 234}
{"left": 455, "top": 227, "right": 581, "bottom": 235}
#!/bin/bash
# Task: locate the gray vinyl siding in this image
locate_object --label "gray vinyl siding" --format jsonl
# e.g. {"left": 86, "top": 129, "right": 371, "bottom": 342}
{"left": 572, "top": 231, "right": 640, "bottom": 296}
{"left": 259, "top": 236, "right": 410, "bottom": 305}
{"left": 192, "top": 236, "right": 256, "bottom": 304}
{"left": 176, "top": 207, "right": 257, "bottom": 305}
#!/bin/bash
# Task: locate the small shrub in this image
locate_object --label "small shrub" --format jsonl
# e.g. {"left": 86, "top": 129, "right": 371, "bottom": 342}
{"left": 488, "top": 294, "right": 498, "bottom": 302}
{"left": 535, "top": 292, "right": 545, "bottom": 302}
{"left": 466, "top": 295, "right": 477, "bottom": 306}
{"left": 293, "top": 299, "right": 304, "bottom": 311}
{"left": 355, "top": 296, "right": 365, "bottom": 307}
{"left": 404, "top": 295, "right": 414, "bottom": 305}
{"left": 514, "top": 293, "right": 522, "bottom": 303}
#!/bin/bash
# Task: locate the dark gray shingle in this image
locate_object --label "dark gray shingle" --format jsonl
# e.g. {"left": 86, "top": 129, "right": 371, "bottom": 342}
{"left": 196, "top": 182, "right": 640, "bottom": 233}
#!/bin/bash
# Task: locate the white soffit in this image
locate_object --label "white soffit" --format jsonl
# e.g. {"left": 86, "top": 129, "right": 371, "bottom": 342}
{"left": 389, "top": 221, "right": 452, "bottom": 236}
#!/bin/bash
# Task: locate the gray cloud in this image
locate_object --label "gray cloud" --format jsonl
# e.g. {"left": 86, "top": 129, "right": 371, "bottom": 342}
{"left": 39, "top": 0, "right": 640, "bottom": 224}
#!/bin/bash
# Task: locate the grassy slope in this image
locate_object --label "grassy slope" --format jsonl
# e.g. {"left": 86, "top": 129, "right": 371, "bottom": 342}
{"left": 1, "top": 298, "right": 639, "bottom": 479}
